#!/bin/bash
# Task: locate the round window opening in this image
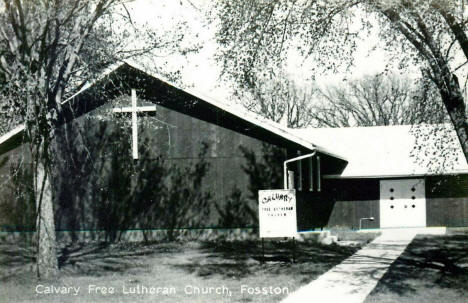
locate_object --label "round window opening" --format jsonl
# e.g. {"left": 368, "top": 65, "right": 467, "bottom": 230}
{"left": 390, "top": 205, "right": 394, "bottom": 209}
{"left": 412, "top": 196, "right": 416, "bottom": 200}
{"left": 412, "top": 205, "right": 416, "bottom": 208}
{"left": 411, "top": 187, "right": 416, "bottom": 192}
{"left": 390, "top": 197, "right": 394, "bottom": 200}
{"left": 390, "top": 188, "right": 394, "bottom": 192}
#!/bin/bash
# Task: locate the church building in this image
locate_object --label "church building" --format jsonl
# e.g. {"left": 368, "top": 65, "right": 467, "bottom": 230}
{"left": 0, "top": 61, "right": 467, "bottom": 235}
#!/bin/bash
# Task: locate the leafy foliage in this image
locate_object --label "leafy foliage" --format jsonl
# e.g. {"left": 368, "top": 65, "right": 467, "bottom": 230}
{"left": 215, "top": 0, "right": 468, "bottom": 160}
{"left": 216, "top": 186, "right": 257, "bottom": 228}
{"left": 0, "top": 158, "right": 35, "bottom": 233}
{"left": 410, "top": 123, "right": 463, "bottom": 173}
{"left": 240, "top": 143, "right": 286, "bottom": 202}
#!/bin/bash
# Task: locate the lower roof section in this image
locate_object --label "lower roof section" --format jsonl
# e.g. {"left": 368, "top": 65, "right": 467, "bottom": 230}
{"left": 323, "top": 171, "right": 468, "bottom": 179}
{"left": 292, "top": 124, "right": 468, "bottom": 179}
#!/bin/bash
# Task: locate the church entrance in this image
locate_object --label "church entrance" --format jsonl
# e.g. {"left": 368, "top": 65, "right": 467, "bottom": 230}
{"left": 379, "top": 179, "right": 426, "bottom": 228}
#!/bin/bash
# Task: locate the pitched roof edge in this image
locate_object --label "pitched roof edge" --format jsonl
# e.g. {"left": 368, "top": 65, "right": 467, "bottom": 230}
{"left": 122, "top": 60, "right": 347, "bottom": 161}
{"left": 0, "top": 60, "right": 347, "bottom": 161}
{"left": 0, "top": 124, "right": 25, "bottom": 146}
{"left": 0, "top": 62, "right": 127, "bottom": 150}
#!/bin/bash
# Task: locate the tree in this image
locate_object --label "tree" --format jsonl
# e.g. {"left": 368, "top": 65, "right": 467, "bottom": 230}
{"left": 0, "top": 0, "right": 190, "bottom": 279}
{"left": 239, "top": 71, "right": 317, "bottom": 127}
{"left": 314, "top": 73, "right": 447, "bottom": 127}
{"left": 237, "top": 70, "right": 445, "bottom": 128}
{"left": 0, "top": 0, "right": 119, "bottom": 280}
{"left": 215, "top": 0, "right": 468, "bottom": 161}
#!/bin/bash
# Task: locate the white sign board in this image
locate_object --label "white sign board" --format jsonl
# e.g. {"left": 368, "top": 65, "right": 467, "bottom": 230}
{"left": 258, "top": 189, "right": 297, "bottom": 238}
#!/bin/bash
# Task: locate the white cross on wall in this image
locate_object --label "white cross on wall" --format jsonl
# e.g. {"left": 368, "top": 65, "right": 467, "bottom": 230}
{"left": 113, "top": 89, "right": 157, "bottom": 159}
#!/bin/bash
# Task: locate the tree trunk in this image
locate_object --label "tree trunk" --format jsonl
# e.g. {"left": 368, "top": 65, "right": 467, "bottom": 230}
{"left": 439, "top": 76, "right": 468, "bottom": 162}
{"left": 35, "top": 161, "right": 58, "bottom": 279}
{"left": 447, "top": 108, "right": 468, "bottom": 161}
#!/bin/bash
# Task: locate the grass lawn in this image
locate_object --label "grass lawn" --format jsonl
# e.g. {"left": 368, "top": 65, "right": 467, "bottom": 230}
{"left": 0, "top": 236, "right": 368, "bottom": 303}
{"left": 365, "top": 234, "right": 468, "bottom": 303}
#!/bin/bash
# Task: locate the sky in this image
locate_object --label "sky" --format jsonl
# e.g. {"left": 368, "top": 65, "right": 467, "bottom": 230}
{"left": 125, "top": 0, "right": 225, "bottom": 97}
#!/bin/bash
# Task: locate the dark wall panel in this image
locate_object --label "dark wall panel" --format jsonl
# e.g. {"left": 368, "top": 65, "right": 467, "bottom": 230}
{"left": 326, "top": 200, "right": 380, "bottom": 229}
{"left": 323, "top": 179, "right": 379, "bottom": 229}
{"left": 426, "top": 198, "right": 468, "bottom": 227}
{"left": 425, "top": 175, "right": 468, "bottom": 227}
{"left": 426, "top": 175, "right": 468, "bottom": 198}
{"left": 296, "top": 192, "right": 335, "bottom": 231}
{"left": 51, "top": 98, "right": 280, "bottom": 230}
{"left": 294, "top": 178, "right": 380, "bottom": 230}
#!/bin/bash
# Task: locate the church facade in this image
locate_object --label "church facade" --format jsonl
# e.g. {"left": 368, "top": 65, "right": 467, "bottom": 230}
{"left": 0, "top": 62, "right": 467, "bottom": 235}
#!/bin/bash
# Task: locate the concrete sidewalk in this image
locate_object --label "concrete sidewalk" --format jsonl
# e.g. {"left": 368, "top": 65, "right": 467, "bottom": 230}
{"left": 281, "top": 230, "right": 418, "bottom": 303}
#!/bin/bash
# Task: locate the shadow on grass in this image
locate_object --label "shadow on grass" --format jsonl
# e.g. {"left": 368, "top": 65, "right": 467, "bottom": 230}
{"left": 58, "top": 241, "right": 185, "bottom": 277}
{"left": 0, "top": 241, "right": 183, "bottom": 281}
{"left": 173, "top": 240, "right": 361, "bottom": 282}
{"left": 366, "top": 235, "right": 468, "bottom": 299}
{"left": 0, "top": 242, "right": 35, "bottom": 281}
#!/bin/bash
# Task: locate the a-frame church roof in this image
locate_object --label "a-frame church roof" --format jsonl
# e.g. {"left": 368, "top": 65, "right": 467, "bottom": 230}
{"left": 4, "top": 62, "right": 468, "bottom": 178}
{"left": 3, "top": 62, "right": 466, "bottom": 180}
{"left": 0, "top": 61, "right": 346, "bottom": 162}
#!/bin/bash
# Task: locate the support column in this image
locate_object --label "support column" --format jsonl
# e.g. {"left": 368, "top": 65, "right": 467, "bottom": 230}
{"left": 317, "top": 155, "right": 321, "bottom": 192}
{"left": 288, "top": 170, "right": 295, "bottom": 190}
{"left": 309, "top": 157, "right": 314, "bottom": 192}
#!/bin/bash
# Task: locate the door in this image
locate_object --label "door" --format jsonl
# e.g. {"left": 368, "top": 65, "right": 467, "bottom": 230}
{"left": 380, "top": 179, "right": 426, "bottom": 228}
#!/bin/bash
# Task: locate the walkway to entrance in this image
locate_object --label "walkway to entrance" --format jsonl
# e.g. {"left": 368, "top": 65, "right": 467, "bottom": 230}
{"left": 281, "top": 229, "right": 421, "bottom": 303}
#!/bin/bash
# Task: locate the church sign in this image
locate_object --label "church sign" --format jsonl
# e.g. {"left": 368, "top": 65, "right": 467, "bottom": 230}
{"left": 258, "top": 189, "right": 297, "bottom": 238}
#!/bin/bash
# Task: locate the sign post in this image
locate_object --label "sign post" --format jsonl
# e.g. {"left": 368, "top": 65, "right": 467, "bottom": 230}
{"left": 258, "top": 189, "right": 297, "bottom": 262}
